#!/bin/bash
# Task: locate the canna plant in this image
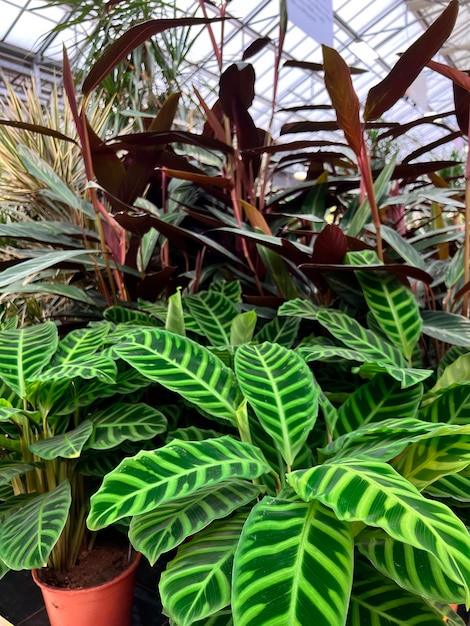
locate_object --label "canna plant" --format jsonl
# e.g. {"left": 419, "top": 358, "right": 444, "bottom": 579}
{"left": 0, "top": 317, "right": 168, "bottom": 579}
{"left": 87, "top": 272, "right": 470, "bottom": 625}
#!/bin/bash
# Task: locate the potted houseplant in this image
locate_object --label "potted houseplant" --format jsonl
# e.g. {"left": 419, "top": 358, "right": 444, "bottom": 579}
{"left": 0, "top": 317, "right": 168, "bottom": 626}
{"left": 87, "top": 272, "right": 470, "bottom": 625}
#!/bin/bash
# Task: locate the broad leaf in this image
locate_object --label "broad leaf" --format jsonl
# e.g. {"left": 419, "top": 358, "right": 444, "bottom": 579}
{"left": 29, "top": 421, "right": 93, "bottom": 460}
{"left": 425, "top": 471, "right": 470, "bottom": 503}
{"left": 348, "top": 560, "right": 455, "bottom": 625}
{"left": 0, "top": 461, "right": 36, "bottom": 486}
{"left": 288, "top": 459, "right": 470, "bottom": 594}
{"left": 232, "top": 497, "right": 354, "bottom": 626}
{"left": 315, "top": 309, "right": 406, "bottom": 367}
{"left": 185, "top": 291, "right": 239, "bottom": 347}
{"left": 129, "top": 481, "right": 260, "bottom": 565}
{"left": 114, "top": 329, "right": 243, "bottom": 425}
{"left": 160, "top": 514, "right": 247, "bottom": 626}
{"left": 0, "top": 481, "right": 71, "bottom": 569}
{"left": 87, "top": 403, "right": 167, "bottom": 450}
{"left": 419, "top": 385, "right": 470, "bottom": 424}
{"left": 87, "top": 436, "right": 270, "bottom": 530}
{"left": 335, "top": 374, "right": 422, "bottom": 436}
{"left": 421, "top": 310, "right": 470, "bottom": 347}
{"left": 0, "top": 323, "right": 58, "bottom": 397}
{"left": 230, "top": 311, "right": 257, "bottom": 346}
{"left": 235, "top": 343, "right": 318, "bottom": 467}
{"left": 358, "top": 530, "right": 467, "bottom": 604}
{"left": 354, "top": 270, "right": 422, "bottom": 361}
{"left": 255, "top": 316, "right": 300, "bottom": 348}
{"left": 394, "top": 425, "right": 470, "bottom": 489}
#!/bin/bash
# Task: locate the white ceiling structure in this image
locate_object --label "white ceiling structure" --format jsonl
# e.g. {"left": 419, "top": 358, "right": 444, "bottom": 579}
{"left": 0, "top": 0, "right": 468, "bottom": 161}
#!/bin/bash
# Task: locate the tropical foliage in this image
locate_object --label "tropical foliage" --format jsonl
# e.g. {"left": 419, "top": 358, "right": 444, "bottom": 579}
{"left": 87, "top": 274, "right": 470, "bottom": 625}
{"left": 0, "top": 318, "right": 167, "bottom": 575}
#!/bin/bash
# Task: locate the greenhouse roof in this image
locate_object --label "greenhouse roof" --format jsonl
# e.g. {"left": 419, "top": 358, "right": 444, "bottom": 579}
{"left": 0, "top": 0, "right": 467, "bottom": 159}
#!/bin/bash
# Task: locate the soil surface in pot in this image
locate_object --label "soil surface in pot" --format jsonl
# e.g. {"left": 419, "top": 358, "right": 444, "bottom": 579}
{"left": 36, "top": 540, "right": 137, "bottom": 590}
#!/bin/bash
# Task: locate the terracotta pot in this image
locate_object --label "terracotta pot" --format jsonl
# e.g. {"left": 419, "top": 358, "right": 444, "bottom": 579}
{"left": 32, "top": 552, "right": 141, "bottom": 626}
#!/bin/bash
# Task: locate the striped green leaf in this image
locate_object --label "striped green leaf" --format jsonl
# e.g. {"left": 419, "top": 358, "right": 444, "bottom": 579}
{"left": 336, "top": 374, "right": 422, "bottom": 436}
{"left": 315, "top": 309, "right": 406, "bottom": 367}
{"left": 0, "top": 461, "right": 36, "bottom": 486}
{"left": 232, "top": 497, "right": 354, "bottom": 626}
{"left": 0, "top": 481, "right": 71, "bottom": 569}
{"left": 421, "top": 310, "right": 470, "bottom": 347}
{"left": 323, "top": 419, "right": 442, "bottom": 462}
{"left": 425, "top": 471, "right": 470, "bottom": 503}
{"left": 166, "top": 289, "right": 186, "bottom": 336}
{"left": 188, "top": 608, "right": 233, "bottom": 626}
{"left": 129, "top": 480, "right": 260, "bottom": 565}
{"left": 431, "top": 355, "right": 470, "bottom": 393}
{"left": 354, "top": 361, "right": 433, "bottom": 388}
{"left": 87, "top": 403, "right": 167, "bottom": 450}
{"left": 287, "top": 459, "right": 470, "bottom": 594}
{"left": 160, "top": 514, "right": 247, "bottom": 626}
{"left": 235, "top": 343, "right": 318, "bottom": 467}
{"left": 255, "top": 316, "right": 300, "bottom": 348}
{"left": 166, "top": 426, "right": 226, "bottom": 443}
{"left": 104, "top": 305, "right": 161, "bottom": 327}
{"left": 279, "top": 298, "right": 320, "bottom": 322}
{"left": 185, "top": 291, "right": 239, "bottom": 346}
{"left": 297, "top": 342, "right": 363, "bottom": 363}
{"left": 0, "top": 323, "right": 58, "bottom": 397}
{"left": 358, "top": 530, "right": 467, "bottom": 604}
{"left": 209, "top": 281, "right": 242, "bottom": 303}
{"left": 355, "top": 271, "right": 422, "bottom": 361}
{"left": 114, "top": 329, "right": 243, "bottom": 425}
{"left": 29, "top": 420, "right": 93, "bottom": 460}
{"left": 394, "top": 425, "right": 470, "bottom": 489}
{"left": 34, "top": 355, "right": 117, "bottom": 385}
{"left": 51, "top": 324, "right": 111, "bottom": 363}
{"left": 419, "top": 385, "right": 470, "bottom": 424}
{"left": 348, "top": 560, "right": 453, "bottom": 626}
{"left": 87, "top": 436, "right": 270, "bottom": 530}
{"left": 0, "top": 558, "right": 9, "bottom": 579}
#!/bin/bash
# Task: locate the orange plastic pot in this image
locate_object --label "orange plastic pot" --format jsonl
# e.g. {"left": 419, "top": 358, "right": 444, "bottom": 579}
{"left": 32, "top": 552, "right": 141, "bottom": 626}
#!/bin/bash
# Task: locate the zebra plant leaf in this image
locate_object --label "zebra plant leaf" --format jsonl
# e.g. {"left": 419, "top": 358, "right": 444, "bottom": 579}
{"left": 232, "top": 497, "right": 354, "bottom": 626}
{"left": 160, "top": 514, "right": 247, "bottom": 626}
{"left": 348, "top": 560, "right": 453, "bottom": 626}
{"left": 0, "top": 480, "right": 71, "bottom": 570}
{"left": 419, "top": 385, "right": 470, "bottom": 424}
{"left": 87, "top": 403, "right": 167, "bottom": 450}
{"left": 186, "top": 608, "right": 233, "bottom": 626}
{"left": 394, "top": 425, "right": 470, "bottom": 489}
{"left": 425, "top": 468, "right": 470, "bottom": 503}
{"left": 335, "top": 373, "right": 423, "bottom": 436}
{"left": 354, "top": 269, "right": 422, "bottom": 362}
{"left": 287, "top": 458, "right": 470, "bottom": 595}
{"left": 184, "top": 291, "right": 239, "bottom": 346}
{"left": 29, "top": 420, "right": 94, "bottom": 460}
{"left": 315, "top": 309, "right": 406, "bottom": 367}
{"left": 323, "top": 418, "right": 442, "bottom": 462}
{"left": 0, "top": 461, "right": 36, "bottom": 486}
{"left": 230, "top": 311, "right": 257, "bottom": 346}
{"left": 235, "top": 342, "right": 318, "bottom": 467}
{"left": 129, "top": 480, "right": 261, "bottom": 565}
{"left": 357, "top": 530, "right": 467, "bottom": 604}
{"left": 114, "top": 329, "right": 243, "bottom": 425}
{"left": 421, "top": 310, "right": 470, "bottom": 347}
{"left": 34, "top": 356, "right": 117, "bottom": 385}
{"left": 255, "top": 315, "right": 300, "bottom": 348}
{"left": 354, "top": 361, "right": 432, "bottom": 388}
{"left": 87, "top": 436, "right": 270, "bottom": 530}
{"left": 0, "top": 323, "right": 58, "bottom": 397}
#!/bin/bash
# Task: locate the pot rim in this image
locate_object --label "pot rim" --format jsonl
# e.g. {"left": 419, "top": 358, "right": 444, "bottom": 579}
{"left": 32, "top": 550, "right": 141, "bottom": 594}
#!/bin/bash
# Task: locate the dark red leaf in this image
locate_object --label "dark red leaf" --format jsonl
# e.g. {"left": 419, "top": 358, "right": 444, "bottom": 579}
{"left": 312, "top": 224, "right": 348, "bottom": 264}
{"left": 322, "top": 45, "right": 363, "bottom": 156}
{"left": 402, "top": 130, "right": 462, "bottom": 163}
{"left": 0, "top": 119, "right": 77, "bottom": 144}
{"left": 243, "top": 37, "right": 271, "bottom": 60}
{"left": 453, "top": 80, "right": 470, "bottom": 135}
{"left": 83, "top": 17, "right": 222, "bottom": 96}
{"left": 284, "top": 60, "right": 367, "bottom": 74}
{"left": 219, "top": 63, "right": 256, "bottom": 119}
{"left": 300, "top": 262, "right": 432, "bottom": 284}
{"left": 364, "top": 0, "right": 459, "bottom": 121}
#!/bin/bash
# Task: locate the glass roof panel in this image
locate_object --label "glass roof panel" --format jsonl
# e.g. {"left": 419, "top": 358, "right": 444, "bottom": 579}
{"left": 0, "top": 0, "right": 467, "bottom": 160}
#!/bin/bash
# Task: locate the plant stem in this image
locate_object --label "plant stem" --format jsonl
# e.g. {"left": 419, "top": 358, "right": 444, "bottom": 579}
{"left": 463, "top": 176, "right": 470, "bottom": 317}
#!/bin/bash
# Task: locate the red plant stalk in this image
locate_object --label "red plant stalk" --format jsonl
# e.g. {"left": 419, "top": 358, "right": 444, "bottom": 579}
{"left": 197, "top": 0, "right": 223, "bottom": 70}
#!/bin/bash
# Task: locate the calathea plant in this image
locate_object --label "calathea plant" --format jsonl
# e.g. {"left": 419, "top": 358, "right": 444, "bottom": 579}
{"left": 0, "top": 318, "right": 167, "bottom": 578}
{"left": 87, "top": 271, "right": 470, "bottom": 625}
